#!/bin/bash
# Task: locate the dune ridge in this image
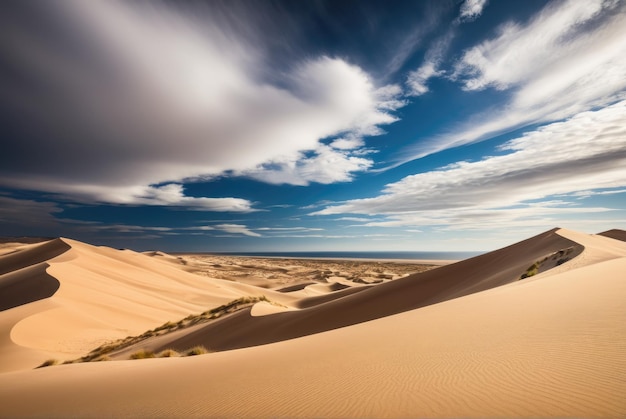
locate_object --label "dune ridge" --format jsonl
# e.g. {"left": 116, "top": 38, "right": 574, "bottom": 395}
{"left": 0, "top": 228, "right": 625, "bottom": 417}
{"left": 125, "top": 228, "right": 582, "bottom": 355}
{"left": 0, "top": 238, "right": 303, "bottom": 372}
{"left": 599, "top": 228, "right": 626, "bottom": 242}
{"left": 0, "top": 240, "right": 69, "bottom": 316}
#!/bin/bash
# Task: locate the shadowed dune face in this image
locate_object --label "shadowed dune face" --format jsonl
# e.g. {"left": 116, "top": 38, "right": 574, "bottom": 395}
{"left": 0, "top": 239, "right": 69, "bottom": 311}
{"left": 120, "top": 228, "right": 583, "bottom": 356}
{"left": 599, "top": 229, "right": 626, "bottom": 242}
{"left": 0, "top": 239, "right": 70, "bottom": 276}
{"left": 0, "top": 263, "right": 59, "bottom": 311}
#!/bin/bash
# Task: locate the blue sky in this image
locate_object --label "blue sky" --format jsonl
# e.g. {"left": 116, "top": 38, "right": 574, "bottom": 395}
{"left": 1, "top": 0, "right": 625, "bottom": 252}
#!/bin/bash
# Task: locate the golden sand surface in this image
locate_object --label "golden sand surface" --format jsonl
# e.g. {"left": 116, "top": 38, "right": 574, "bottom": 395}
{"left": 0, "top": 229, "right": 625, "bottom": 418}
{"left": 149, "top": 251, "right": 440, "bottom": 288}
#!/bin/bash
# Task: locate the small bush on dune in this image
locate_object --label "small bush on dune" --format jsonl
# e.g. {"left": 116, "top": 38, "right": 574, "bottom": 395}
{"left": 94, "top": 355, "right": 112, "bottom": 362}
{"left": 130, "top": 349, "right": 156, "bottom": 359}
{"left": 520, "top": 262, "right": 540, "bottom": 279}
{"left": 158, "top": 349, "right": 181, "bottom": 358}
{"left": 36, "top": 359, "right": 59, "bottom": 368}
{"left": 185, "top": 345, "right": 210, "bottom": 356}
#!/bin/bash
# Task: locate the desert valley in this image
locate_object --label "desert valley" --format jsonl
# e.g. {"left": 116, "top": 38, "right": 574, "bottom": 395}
{"left": 0, "top": 228, "right": 625, "bottom": 417}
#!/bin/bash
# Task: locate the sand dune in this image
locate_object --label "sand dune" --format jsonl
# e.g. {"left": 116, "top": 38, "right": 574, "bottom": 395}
{"left": 0, "top": 238, "right": 303, "bottom": 372}
{"left": 125, "top": 228, "right": 582, "bottom": 355}
{"left": 0, "top": 228, "right": 625, "bottom": 417}
{"left": 599, "top": 228, "right": 626, "bottom": 242}
{"left": 147, "top": 251, "right": 434, "bottom": 288}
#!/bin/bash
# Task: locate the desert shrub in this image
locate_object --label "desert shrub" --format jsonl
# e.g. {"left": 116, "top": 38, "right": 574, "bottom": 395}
{"left": 130, "top": 349, "right": 156, "bottom": 359}
{"left": 185, "top": 346, "right": 210, "bottom": 356}
{"left": 158, "top": 349, "right": 181, "bottom": 358}
{"left": 154, "top": 321, "right": 177, "bottom": 333}
{"left": 520, "top": 262, "right": 540, "bottom": 279}
{"left": 94, "top": 355, "right": 112, "bottom": 362}
{"left": 36, "top": 359, "right": 59, "bottom": 368}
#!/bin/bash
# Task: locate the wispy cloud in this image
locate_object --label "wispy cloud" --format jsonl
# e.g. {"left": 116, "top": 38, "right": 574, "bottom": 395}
{"left": 257, "top": 227, "right": 323, "bottom": 232}
{"left": 406, "top": 31, "right": 455, "bottom": 96}
{"left": 458, "top": 0, "right": 490, "bottom": 22}
{"left": 314, "top": 101, "right": 626, "bottom": 229}
{"left": 214, "top": 224, "right": 261, "bottom": 237}
{"left": 381, "top": 3, "right": 450, "bottom": 81}
{"left": 402, "top": 0, "right": 626, "bottom": 162}
{"left": 0, "top": 2, "right": 403, "bottom": 206}
{"left": 0, "top": 196, "right": 62, "bottom": 230}
{"left": 567, "top": 189, "right": 626, "bottom": 199}
{"left": 453, "top": 0, "right": 618, "bottom": 91}
{"left": 404, "top": 0, "right": 488, "bottom": 97}
{"left": 47, "top": 184, "right": 257, "bottom": 212}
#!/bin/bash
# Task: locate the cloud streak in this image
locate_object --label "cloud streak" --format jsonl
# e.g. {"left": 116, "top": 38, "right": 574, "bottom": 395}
{"left": 0, "top": 2, "right": 402, "bottom": 206}
{"left": 214, "top": 224, "right": 261, "bottom": 237}
{"left": 406, "top": 32, "right": 455, "bottom": 96}
{"left": 402, "top": 0, "right": 626, "bottom": 162}
{"left": 314, "top": 101, "right": 626, "bottom": 229}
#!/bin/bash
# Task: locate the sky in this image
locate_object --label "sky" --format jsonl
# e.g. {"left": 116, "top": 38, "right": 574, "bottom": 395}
{"left": 1, "top": 0, "right": 625, "bottom": 252}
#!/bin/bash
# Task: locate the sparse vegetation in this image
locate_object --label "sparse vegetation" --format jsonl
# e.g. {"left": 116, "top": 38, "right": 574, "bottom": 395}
{"left": 520, "top": 247, "right": 577, "bottom": 280}
{"left": 130, "top": 349, "right": 156, "bottom": 359}
{"left": 36, "top": 359, "right": 59, "bottom": 368}
{"left": 185, "top": 346, "right": 210, "bottom": 356}
{"left": 39, "top": 295, "right": 273, "bottom": 368}
{"left": 521, "top": 262, "right": 540, "bottom": 279}
{"left": 157, "top": 349, "right": 180, "bottom": 358}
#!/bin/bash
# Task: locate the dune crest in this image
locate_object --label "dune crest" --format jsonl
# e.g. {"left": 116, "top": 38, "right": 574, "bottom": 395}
{"left": 129, "top": 228, "right": 582, "bottom": 355}
{"left": 0, "top": 238, "right": 298, "bottom": 371}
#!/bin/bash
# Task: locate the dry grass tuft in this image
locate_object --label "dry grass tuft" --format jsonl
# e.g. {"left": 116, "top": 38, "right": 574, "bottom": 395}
{"left": 36, "top": 359, "right": 59, "bottom": 369}
{"left": 130, "top": 349, "right": 156, "bottom": 359}
{"left": 185, "top": 346, "right": 210, "bottom": 356}
{"left": 158, "top": 349, "right": 181, "bottom": 358}
{"left": 66, "top": 296, "right": 271, "bottom": 365}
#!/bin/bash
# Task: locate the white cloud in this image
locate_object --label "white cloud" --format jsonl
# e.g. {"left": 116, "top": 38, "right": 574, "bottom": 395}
{"left": 243, "top": 143, "right": 374, "bottom": 186}
{"left": 454, "top": 0, "right": 613, "bottom": 91}
{"left": 0, "top": 2, "right": 403, "bottom": 206}
{"left": 335, "top": 217, "right": 373, "bottom": 222}
{"left": 313, "top": 101, "right": 626, "bottom": 229}
{"left": 330, "top": 137, "right": 365, "bottom": 150}
{"left": 567, "top": 189, "right": 626, "bottom": 199}
{"left": 360, "top": 204, "right": 616, "bottom": 231}
{"left": 214, "top": 224, "right": 261, "bottom": 237}
{"left": 406, "top": 32, "right": 455, "bottom": 96}
{"left": 21, "top": 183, "right": 256, "bottom": 212}
{"left": 256, "top": 227, "right": 323, "bottom": 232}
{"left": 402, "top": 0, "right": 626, "bottom": 162}
{"left": 405, "top": 0, "right": 487, "bottom": 98}
{"left": 459, "top": 0, "right": 489, "bottom": 22}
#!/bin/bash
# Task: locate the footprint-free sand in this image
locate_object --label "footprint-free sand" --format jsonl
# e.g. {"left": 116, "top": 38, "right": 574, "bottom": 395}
{"left": 0, "top": 228, "right": 625, "bottom": 417}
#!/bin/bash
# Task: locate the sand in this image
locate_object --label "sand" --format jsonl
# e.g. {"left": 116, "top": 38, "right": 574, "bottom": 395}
{"left": 0, "top": 228, "right": 625, "bottom": 417}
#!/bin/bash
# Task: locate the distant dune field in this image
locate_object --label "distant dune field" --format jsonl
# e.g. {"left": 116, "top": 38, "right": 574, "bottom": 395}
{"left": 0, "top": 228, "right": 625, "bottom": 417}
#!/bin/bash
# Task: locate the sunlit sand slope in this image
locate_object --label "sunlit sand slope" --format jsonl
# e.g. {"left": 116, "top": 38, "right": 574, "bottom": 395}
{"left": 142, "top": 228, "right": 582, "bottom": 354}
{"left": 0, "top": 229, "right": 624, "bottom": 418}
{"left": 0, "top": 238, "right": 291, "bottom": 372}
